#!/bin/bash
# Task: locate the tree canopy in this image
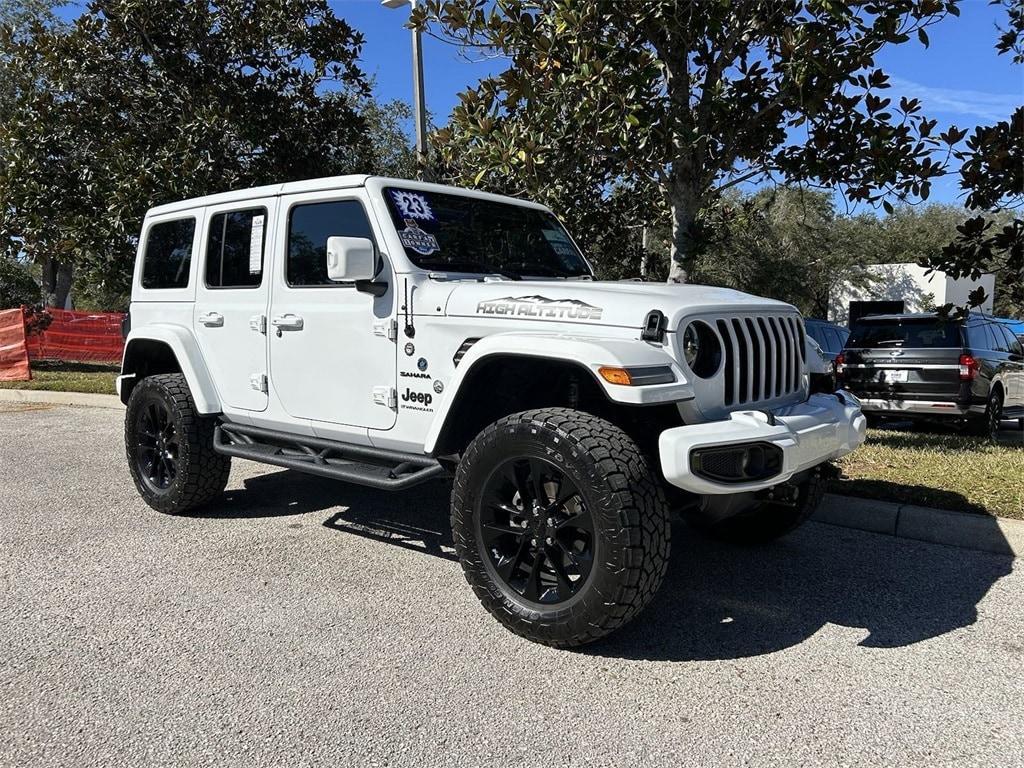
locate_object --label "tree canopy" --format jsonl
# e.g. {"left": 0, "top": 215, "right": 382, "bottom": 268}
{"left": 417, "top": 0, "right": 963, "bottom": 282}
{"left": 0, "top": 0, "right": 396, "bottom": 308}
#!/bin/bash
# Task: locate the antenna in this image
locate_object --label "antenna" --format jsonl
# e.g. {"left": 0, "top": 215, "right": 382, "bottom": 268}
{"left": 403, "top": 278, "right": 416, "bottom": 338}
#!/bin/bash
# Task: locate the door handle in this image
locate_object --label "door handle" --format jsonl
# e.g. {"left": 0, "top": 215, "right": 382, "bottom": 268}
{"left": 198, "top": 312, "right": 224, "bottom": 327}
{"left": 271, "top": 314, "right": 304, "bottom": 332}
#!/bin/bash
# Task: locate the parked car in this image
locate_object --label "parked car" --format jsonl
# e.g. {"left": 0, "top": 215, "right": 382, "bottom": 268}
{"left": 804, "top": 318, "right": 849, "bottom": 362}
{"left": 805, "top": 335, "right": 835, "bottom": 392}
{"left": 837, "top": 312, "right": 1024, "bottom": 437}
{"left": 117, "top": 175, "right": 866, "bottom": 647}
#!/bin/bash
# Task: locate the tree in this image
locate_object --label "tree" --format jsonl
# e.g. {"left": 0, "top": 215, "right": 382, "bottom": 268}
{"left": 0, "top": 0, "right": 376, "bottom": 309}
{"left": 688, "top": 187, "right": 878, "bottom": 317}
{"left": 417, "top": 0, "right": 961, "bottom": 282}
{"left": 0, "top": 255, "right": 40, "bottom": 307}
{"left": 0, "top": 0, "right": 61, "bottom": 111}
{"left": 922, "top": 0, "right": 1023, "bottom": 318}
{"left": 355, "top": 92, "right": 419, "bottom": 180}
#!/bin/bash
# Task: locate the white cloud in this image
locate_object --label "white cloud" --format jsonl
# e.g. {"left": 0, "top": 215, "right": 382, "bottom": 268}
{"left": 888, "top": 76, "right": 1021, "bottom": 123}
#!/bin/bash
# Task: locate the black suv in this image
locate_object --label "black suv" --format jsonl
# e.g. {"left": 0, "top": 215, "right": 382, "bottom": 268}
{"left": 804, "top": 318, "right": 850, "bottom": 362}
{"left": 838, "top": 313, "right": 1024, "bottom": 436}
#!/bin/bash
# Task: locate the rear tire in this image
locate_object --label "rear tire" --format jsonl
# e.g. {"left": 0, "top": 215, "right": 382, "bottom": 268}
{"left": 125, "top": 373, "right": 230, "bottom": 514}
{"left": 967, "top": 388, "right": 1003, "bottom": 442}
{"left": 451, "top": 408, "right": 670, "bottom": 647}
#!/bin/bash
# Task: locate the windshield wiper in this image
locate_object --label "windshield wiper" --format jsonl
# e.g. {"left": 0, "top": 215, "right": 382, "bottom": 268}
{"left": 418, "top": 258, "right": 521, "bottom": 280}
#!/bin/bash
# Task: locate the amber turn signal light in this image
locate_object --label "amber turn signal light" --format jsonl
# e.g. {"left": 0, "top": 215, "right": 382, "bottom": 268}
{"left": 598, "top": 366, "right": 633, "bottom": 386}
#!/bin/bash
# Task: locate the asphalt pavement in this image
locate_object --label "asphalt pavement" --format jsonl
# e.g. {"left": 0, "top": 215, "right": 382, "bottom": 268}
{"left": 2, "top": 403, "right": 1023, "bottom": 767}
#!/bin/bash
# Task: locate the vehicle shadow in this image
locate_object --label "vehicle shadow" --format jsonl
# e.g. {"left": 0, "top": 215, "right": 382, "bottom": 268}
{"left": 193, "top": 469, "right": 458, "bottom": 560}
{"left": 590, "top": 519, "right": 1014, "bottom": 662}
{"left": 194, "top": 469, "right": 1014, "bottom": 663}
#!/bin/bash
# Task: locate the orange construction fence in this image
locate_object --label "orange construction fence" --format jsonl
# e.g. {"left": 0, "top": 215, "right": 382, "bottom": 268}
{"left": 24, "top": 308, "right": 125, "bottom": 364}
{"left": 0, "top": 308, "right": 31, "bottom": 381}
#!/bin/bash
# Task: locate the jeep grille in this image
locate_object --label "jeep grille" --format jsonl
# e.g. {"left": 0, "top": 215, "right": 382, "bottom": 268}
{"left": 715, "top": 315, "right": 805, "bottom": 407}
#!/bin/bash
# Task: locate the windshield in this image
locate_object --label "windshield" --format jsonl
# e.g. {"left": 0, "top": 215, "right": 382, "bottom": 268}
{"left": 847, "top": 318, "right": 962, "bottom": 349}
{"left": 382, "top": 187, "right": 592, "bottom": 278}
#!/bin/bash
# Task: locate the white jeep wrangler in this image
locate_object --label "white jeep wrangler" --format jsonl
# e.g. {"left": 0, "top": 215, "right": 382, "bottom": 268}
{"left": 120, "top": 176, "right": 866, "bottom": 647}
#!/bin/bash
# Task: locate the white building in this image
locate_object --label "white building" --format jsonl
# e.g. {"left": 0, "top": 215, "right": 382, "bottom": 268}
{"left": 830, "top": 263, "right": 995, "bottom": 324}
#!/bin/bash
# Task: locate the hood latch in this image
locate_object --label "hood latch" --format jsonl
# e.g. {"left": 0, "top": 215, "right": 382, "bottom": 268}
{"left": 640, "top": 310, "right": 667, "bottom": 343}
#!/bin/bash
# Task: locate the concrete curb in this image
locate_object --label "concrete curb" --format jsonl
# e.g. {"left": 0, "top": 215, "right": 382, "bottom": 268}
{"left": 0, "top": 388, "right": 123, "bottom": 409}
{"left": 815, "top": 493, "right": 1024, "bottom": 558}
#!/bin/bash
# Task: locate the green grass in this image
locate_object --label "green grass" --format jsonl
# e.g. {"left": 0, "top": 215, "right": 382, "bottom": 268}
{"left": 0, "top": 361, "right": 118, "bottom": 395}
{"left": 833, "top": 424, "right": 1024, "bottom": 520}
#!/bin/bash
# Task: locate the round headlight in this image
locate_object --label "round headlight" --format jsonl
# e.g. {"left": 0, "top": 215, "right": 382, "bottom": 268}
{"left": 681, "top": 321, "right": 722, "bottom": 378}
{"left": 682, "top": 324, "right": 700, "bottom": 367}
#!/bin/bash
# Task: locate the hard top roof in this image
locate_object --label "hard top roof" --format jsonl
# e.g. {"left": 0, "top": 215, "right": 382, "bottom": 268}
{"left": 145, "top": 175, "right": 547, "bottom": 217}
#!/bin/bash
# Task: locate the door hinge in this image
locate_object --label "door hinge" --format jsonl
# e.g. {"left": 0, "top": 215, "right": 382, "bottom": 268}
{"left": 374, "top": 319, "right": 399, "bottom": 341}
{"left": 250, "top": 373, "right": 268, "bottom": 394}
{"left": 373, "top": 385, "right": 397, "bottom": 409}
{"left": 249, "top": 314, "right": 267, "bottom": 335}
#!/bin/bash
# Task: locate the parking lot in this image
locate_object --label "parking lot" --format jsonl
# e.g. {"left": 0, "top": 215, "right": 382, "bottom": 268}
{"left": 2, "top": 403, "right": 1024, "bottom": 767}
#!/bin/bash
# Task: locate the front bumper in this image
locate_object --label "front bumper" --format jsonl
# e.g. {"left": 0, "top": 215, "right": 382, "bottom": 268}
{"left": 659, "top": 392, "right": 867, "bottom": 495}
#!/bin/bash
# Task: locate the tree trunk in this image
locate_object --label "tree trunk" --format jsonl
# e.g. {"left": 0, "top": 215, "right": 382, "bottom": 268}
{"left": 667, "top": 183, "right": 699, "bottom": 284}
{"left": 40, "top": 255, "right": 73, "bottom": 309}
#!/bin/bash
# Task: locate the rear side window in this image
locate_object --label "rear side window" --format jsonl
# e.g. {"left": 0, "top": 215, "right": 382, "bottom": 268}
{"left": 977, "top": 323, "right": 1004, "bottom": 352}
{"left": 824, "top": 328, "right": 844, "bottom": 354}
{"left": 847, "top": 319, "right": 961, "bottom": 349}
{"left": 142, "top": 218, "right": 196, "bottom": 289}
{"left": 287, "top": 200, "right": 375, "bottom": 286}
{"left": 205, "top": 208, "right": 266, "bottom": 288}
{"left": 1006, "top": 328, "right": 1024, "bottom": 356}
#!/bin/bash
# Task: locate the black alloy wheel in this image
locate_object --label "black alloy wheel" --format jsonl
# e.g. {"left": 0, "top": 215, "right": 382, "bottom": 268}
{"left": 451, "top": 408, "right": 671, "bottom": 647}
{"left": 134, "top": 399, "right": 178, "bottom": 492}
{"left": 477, "top": 456, "right": 595, "bottom": 605}
{"left": 984, "top": 388, "right": 1004, "bottom": 441}
{"left": 125, "top": 373, "right": 230, "bottom": 514}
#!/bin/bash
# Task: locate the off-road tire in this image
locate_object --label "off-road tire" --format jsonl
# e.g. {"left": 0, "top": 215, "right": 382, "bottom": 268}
{"left": 699, "top": 468, "right": 826, "bottom": 546}
{"left": 966, "top": 388, "right": 1003, "bottom": 442}
{"left": 451, "top": 408, "right": 671, "bottom": 648}
{"left": 125, "top": 373, "right": 230, "bottom": 514}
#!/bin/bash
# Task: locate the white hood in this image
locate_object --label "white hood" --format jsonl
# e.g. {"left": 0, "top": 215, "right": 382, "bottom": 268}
{"left": 442, "top": 280, "right": 797, "bottom": 330}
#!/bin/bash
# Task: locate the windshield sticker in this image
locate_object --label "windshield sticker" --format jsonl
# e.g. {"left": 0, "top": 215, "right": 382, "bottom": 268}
{"left": 398, "top": 220, "right": 439, "bottom": 256}
{"left": 542, "top": 228, "right": 572, "bottom": 245}
{"left": 391, "top": 190, "right": 435, "bottom": 221}
{"left": 542, "top": 228, "right": 578, "bottom": 258}
{"left": 476, "top": 295, "right": 603, "bottom": 321}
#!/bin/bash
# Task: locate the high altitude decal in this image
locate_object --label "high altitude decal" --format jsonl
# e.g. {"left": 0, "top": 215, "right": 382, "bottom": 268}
{"left": 476, "top": 295, "right": 604, "bottom": 321}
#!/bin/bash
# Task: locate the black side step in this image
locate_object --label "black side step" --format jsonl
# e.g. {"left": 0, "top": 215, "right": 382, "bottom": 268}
{"left": 213, "top": 423, "right": 446, "bottom": 491}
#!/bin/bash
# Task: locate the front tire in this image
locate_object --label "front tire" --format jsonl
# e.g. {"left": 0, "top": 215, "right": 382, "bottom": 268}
{"left": 125, "top": 373, "right": 231, "bottom": 514}
{"left": 451, "top": 408, "right": 671, "bottom": 647}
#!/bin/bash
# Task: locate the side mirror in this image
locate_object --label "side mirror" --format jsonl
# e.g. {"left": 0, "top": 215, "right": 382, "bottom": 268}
{"left": 326, "top": 236, "right": 376, "bottom": 282}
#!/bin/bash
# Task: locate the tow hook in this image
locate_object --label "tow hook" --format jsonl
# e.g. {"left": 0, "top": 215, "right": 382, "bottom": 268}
{"left": 758, "top": 482, "right": 799, "bottom": 506}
